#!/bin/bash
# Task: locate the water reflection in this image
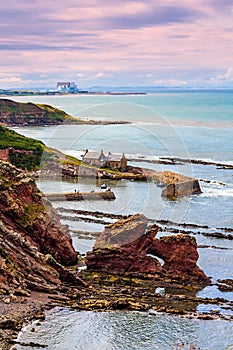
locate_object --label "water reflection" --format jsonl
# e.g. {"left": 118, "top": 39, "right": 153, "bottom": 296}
{"left": 13, "top": 309, "right": 233, "bottom": 350}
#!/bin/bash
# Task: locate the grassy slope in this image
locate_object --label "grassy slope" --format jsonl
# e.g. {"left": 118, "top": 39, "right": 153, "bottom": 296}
{"left": 37, "top": 103, "right": 82, "bottom": 123}
{"left": 0, "top": 125, "right": 83, "bottom": 171}
{"left": 0, "top": 98, "right": 83, "bottom": 124}
{"left": 0, "top": 126, "right": 45, "bottom": 170}
{"left": 0, "top": 125, "right": 120, "bottom": 173}
{"left": 0, "top": 125, "right": 44, "bottom": 151}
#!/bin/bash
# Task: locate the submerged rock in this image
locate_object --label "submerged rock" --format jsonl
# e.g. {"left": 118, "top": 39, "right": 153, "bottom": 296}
{"left": 86, "top": 214, "right": 210, "bottom": 285}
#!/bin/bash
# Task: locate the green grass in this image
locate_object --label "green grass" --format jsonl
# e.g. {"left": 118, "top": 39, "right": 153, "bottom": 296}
{"left": 19, "top": 204, "right": 45, "bottom": 227}
{"left": 0, "top": 124, "right": 121, "bottom": 173}
{"left": 0, "top": 125, "right": 44, "bottom": 151}
{"left": 0, "top": 98, "right": 82, "bottom": 124}
{"left": 37, "top": 103, "right": 81, "bottom": 123}
{"left": 0, "top": 125, "right": 44, "bottom": 170}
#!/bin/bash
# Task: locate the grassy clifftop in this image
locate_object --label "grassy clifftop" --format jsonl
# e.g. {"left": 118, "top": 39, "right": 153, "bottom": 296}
{"left": 0, "top": 125, "right": 82, "bottom": 171}
{"left": 0, "top": 126, "right": 44, "bottom": 170}
{"left": 0, "top": 125, "right": 44, "bottom": 151}
{"left": 0, "top": 98, "right": 82, "bottom": 126}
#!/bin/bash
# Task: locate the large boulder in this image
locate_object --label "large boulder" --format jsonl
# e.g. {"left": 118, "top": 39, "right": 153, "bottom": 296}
{"left": 86, "top": 214, "right": 210, "bottom": 285}
{"left": 86, "top": 214, "right": 163, "bottom": 274}
{"left": 148, "top": 235, "right": 210, "bottom": 283}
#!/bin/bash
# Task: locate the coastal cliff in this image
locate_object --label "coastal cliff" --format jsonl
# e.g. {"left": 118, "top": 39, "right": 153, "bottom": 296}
{"left": 0, "top": 161, "right": 79, "bottom": 296}
{"left": 0, "top": 98, "right": 81, "bottom": 126}
{"left": 0, "top": 98, "right": 130, "bottom": 126}
{"left": 0, "top": 161, "right": 210, "bottom": 299}
{"left": 0, "top": 162, "right": 220, "bottom": 350}
{"left": 0, "top": 125, "right": 82, "bottom": 172}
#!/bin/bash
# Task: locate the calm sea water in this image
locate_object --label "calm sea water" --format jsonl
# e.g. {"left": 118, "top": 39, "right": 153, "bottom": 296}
{"left": 13, "top": 308, "right": 233, "bottom": 350}
{"left": 9, "top": 92, "right": 233, "bottom": 349}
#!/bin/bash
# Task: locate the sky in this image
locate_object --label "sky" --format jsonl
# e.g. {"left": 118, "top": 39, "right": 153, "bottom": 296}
{"left": 0, "top": 0, "right": 233, "bottom": 89}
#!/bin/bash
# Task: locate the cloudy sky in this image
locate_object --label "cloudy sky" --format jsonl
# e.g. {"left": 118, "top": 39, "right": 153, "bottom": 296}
{"left": 0, "top": 0, "right": 233, "bottom": 88}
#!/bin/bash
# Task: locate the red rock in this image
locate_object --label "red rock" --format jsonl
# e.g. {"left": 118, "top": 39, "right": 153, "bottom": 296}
{"left": 95, "top": 214, "right": 149, "bottom": 248}
{"left": 0, "top": 161, "right": 80, "bottom": 296}
{"left": 0, "top": 161, "right": 77, "bottom": 266}
{"left": 86, "top": 215, "right": 210, "bottom": 285}
{"left": 148, "top": 234, "right": 210, "bottom": 283}
{"left": 86, "top": 215, "right": 162, "bottom": 274}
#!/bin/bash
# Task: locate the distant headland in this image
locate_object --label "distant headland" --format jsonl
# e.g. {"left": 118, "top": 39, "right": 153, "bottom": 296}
{"left": 0, "top": 98, "right": 130, "bottom": 126}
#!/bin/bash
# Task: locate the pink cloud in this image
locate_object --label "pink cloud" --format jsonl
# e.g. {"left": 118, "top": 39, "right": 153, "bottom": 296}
{"left": 211, "top": 68, "right": 233, "bottom": 81}
{"left": 0, "top": 1, "right": 232, "bottom": 87}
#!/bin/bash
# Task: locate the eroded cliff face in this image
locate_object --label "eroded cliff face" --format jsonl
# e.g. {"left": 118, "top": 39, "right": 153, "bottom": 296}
{"left": 86, "top": 214, "right": 210, "bottom": 285}
{"left": 0, "top": 161, "right": 78, "bottom": 295}
{"left": 0, "top": 98, "right": 78, "bottom": 126}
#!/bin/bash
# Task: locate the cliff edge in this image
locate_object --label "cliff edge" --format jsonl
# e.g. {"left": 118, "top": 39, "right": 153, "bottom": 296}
{"left": 0, "top": 98, "right": 82, "bottom": 126}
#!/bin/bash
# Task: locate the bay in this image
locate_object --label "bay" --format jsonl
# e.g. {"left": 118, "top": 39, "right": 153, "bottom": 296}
{"left": 9, "top": 91, "right": 233, "bottom": 349}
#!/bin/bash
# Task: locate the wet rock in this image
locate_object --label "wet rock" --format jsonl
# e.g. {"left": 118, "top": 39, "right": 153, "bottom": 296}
{"left": 12, "top": 341, "right": 47, "bottom": 348}
{"left": 148, "top": 234, "right": 210, "bottom": 284}
{"left": 217, "top": 279, "right": 233, "bottom": 292}
{"left": 86, "top": 215, "right": 163, "bottom": 274}
{"left": 86, "top": 215, "right": 210, "bottom": 285}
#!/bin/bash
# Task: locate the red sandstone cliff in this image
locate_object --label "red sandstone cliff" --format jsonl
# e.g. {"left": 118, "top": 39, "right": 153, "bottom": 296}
{"left": 0, "top": 98, "right": 79, "bottom": 126}
{"left": 0, "top": 161, "right": 79, "bottom": 295}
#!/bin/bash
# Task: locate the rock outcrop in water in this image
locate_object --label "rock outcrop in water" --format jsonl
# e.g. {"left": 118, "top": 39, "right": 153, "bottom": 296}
{"left": 0, "top": 160, "right": 79, "bottom": 295}
{"left": 147, "top": 235, "right": 208, "bottom": 283}
{"left": 88, "top": 215, "right": 163, "bottom": 274}
{"left": 86, "top": 214, "right": 210, "bottom": 285}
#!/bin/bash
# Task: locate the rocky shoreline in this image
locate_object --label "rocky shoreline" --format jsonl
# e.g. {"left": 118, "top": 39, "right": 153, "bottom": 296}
{"left": 131, "top": 155, "right": 233, "bottom": 170}
{"left": 56, "top": 207, "right": 233, "bottom": 240}
{"left": 0, "top": 161, "right": 232, "bottom": 349}
{"left": 1, "top": 273, "right": 233, "bottom": 349}
{"left": 0, "top": 292, "right": 50, "bottom": 349}
{"left": 4, "top": 119, "right": 131, "bottom": 127}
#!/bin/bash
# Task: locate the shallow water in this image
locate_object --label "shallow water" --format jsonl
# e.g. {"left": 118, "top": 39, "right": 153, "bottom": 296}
{"left": 13, "top": 308, "right": 233, "bottom": 350}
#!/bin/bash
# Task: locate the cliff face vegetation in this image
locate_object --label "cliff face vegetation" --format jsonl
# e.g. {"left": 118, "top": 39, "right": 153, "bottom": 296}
{"left": 0, "top": 161, "right": 78, "bottom": 296}
{"left": 0, "top": 125, "right": 44, "bottom": 170}
{"left": 0, "top": 98, "right": 81, "bottom": 126}
{"left": 0, "top": 125, "right": 82, "bottom": 171}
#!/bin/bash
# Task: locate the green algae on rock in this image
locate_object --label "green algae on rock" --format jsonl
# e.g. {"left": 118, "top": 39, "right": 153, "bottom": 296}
{"left": 86, "top": 214, "right": 210, "bottom": 286}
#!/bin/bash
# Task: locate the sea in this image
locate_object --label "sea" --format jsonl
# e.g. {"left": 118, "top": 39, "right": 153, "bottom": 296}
{"left": 8, "top": 91, "right": 233, "bottom": 349}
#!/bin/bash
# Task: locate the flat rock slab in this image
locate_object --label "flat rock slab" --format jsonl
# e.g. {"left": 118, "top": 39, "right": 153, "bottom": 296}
{"left": 44, "top": 191, "right": 116, "bottom": 201}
